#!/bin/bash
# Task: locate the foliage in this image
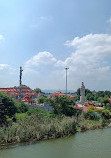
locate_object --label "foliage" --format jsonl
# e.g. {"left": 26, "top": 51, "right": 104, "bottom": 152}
{"left": 97, "top": 96, "right": 109, "bottom": 106}
{"left": 0, "top": 92, "right": 17, "bottom": 126}
{"left": 15, "top": 102, "right": 28, "bottom": 113}
{"left": 105, "top": 104, "right": 111, "bottom": 111}
{"left": 87, "top": 105, "right": 95, "bottom": 111}
{"left": 86, "top": 93, "right": 94, "bottom": 101}
{"left": 0, "top": 114, "right": 77, "bottom": 145}
{"left": 73, "top": 95, "right": 80, "bottom": 101}
{"left": 50, "top": 96, "right": 80, "bottom": 116}
{"left": 15, "top": 113, "right": 28, "bottom": 120}
{"left": 34, "top": 88, "right": 42, "bottom": 94}
{"left": 83, "top": 111, "right": 101, "bottom": 120}
{"left": 37, "top": 96, "right": 47, "bottom": 103}
{"left": 77, "top": 114, "right": 104, "bottom": 131}
{"left": 76, "top": 88, "right": 92, "bottom": 96}
{"left": 27, "top": 108, "right": 56, "bottom": 118}
{"left": 95, "top": 109, "right": 111, "bottom": 120}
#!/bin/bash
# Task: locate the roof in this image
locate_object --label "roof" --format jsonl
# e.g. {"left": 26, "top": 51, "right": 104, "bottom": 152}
{"left": 0, "top": 87, "right": 36, "bottom": 96}
{"left": 21, "top": 94, "right": 34, "bottom": 102}
{"left": 67, "top": 95, "right": 76, "bottom": 98}
{"left": 51, "top": 91, "right": 66, "bottom": 96}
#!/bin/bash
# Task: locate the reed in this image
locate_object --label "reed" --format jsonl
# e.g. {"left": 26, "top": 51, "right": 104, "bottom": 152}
{"left": 0, "top": 114, "right": 77, "bottom": 145}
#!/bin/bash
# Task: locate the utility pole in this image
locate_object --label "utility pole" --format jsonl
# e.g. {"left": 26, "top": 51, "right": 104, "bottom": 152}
{"left": 65, "top": 67, "right": 69, "bottom": 96}
{"left": 19, "top": 66, "right": 23, "bottom": 102}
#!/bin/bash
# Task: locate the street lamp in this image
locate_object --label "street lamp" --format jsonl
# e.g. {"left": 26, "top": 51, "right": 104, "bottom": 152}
{"left": 65, "top": 67, "right": 69, "bottom": 96}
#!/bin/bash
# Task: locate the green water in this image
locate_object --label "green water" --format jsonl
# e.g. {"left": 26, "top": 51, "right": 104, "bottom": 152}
{"left": 0, "top": 128, "right": 111, "bottom": 158}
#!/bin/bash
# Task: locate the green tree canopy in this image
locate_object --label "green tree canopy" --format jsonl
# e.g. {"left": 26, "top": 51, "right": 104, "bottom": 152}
{"left": 37, "top": 96, "right": 47, "bottom": 103}
{"left": 50, "top": 96, "right": 81, "bottom": 116}
{"left": 86, "top": 93, "right": 94, "bottom": 101}
{"left": 76, "top": 88, "right": 92, "bottom": 96}
{"left": 0, "top": 92, "right": 17, "bottom": 125}
{"left": 34, "top": 88, "right": 42, "bottom": 94}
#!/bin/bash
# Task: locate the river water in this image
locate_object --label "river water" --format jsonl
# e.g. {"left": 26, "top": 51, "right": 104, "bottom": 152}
{"left": 0, "top": 128, "right": 111, "bottom": 158}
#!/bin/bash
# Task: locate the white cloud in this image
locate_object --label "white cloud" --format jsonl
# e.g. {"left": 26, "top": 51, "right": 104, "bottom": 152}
{"left": 39, "top": 16, "right": 53, "bottom": 21}
{"left": 23, "top": 67, "right": 38, "bottom": 75}
{"left": 0, "top": 64, "right": 17, "bottom": 88}
{"left": 107, "top": 18, "right": 111, "bottom": 24}
{"left": 60, "top": 34, "right": 111, "bottom": 72}
{"left": 23, "top": 34, "right": 111, "bottom": 90}
{"left": 0, "top": 64, "right": 9, "bottom": 70}
{"left": 25, "top": 51, "right": 57, "bottom": 67}
{"left": 56, "top": 34, "right": 111, "bottom": 90}
{"left": 0, "top": 35, "right": 5, "bottom": 40}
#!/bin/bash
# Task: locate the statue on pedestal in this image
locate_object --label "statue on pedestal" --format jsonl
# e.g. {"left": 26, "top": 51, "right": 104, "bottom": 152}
{"left": 80, "top": 82, "right": 86, "bottom": 102}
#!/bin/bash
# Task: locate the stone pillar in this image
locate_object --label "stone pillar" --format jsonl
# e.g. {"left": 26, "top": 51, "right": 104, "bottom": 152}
{"left": 80, "top": 82, "right": 86, "bottom": 102}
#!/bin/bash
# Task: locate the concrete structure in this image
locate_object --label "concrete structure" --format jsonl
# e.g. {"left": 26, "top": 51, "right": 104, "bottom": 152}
{"left": 80, "top": 82, "right": 86, "bottom": 102}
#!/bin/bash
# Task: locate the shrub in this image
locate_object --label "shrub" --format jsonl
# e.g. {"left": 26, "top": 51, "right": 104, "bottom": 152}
{"left": 96, "top": 109, "right": 111, "bottom": 120}
{"left": 15, "top": 102, "right": 28, "bottom": 113}
{"left": 84, "top": 111, "right": 101, "bottom": 121}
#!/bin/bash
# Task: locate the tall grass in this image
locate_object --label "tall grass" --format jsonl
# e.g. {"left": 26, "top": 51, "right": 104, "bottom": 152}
{"left": 76, "top": 114, "right": 104, "bottom": 131}
{"left": 0, "top": 114, "right": 77, "bottom": 145}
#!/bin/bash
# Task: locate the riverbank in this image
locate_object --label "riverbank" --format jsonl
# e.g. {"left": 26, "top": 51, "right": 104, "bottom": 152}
{"left": 0, "top": 114, "right": 77, "bottom": 146}
{"left": 0, "top": 112, "right": 109, "bottom": 147}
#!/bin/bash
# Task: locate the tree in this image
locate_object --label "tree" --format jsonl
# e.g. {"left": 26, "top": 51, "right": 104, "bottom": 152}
{"left": 50, "top": 96, "right": 80, "bottom": 116}
{"left": 0, "top": 92, "right": 17, "bottom": 125}
{"left": 86, "top": 93, "right": 94, "bottom": 101}
{"left": 34, "top": 88, "right": 42, "bottom": 94}
{"left": 76, "top": 88, "right": 80, "bottom": 95}
{"left": 85, "top": 89, "right": 92, "bottom": 95}
{"left": 76, "top": 88, "right": 92, "bottom": 96}
{"left": 15, "top": 102, "right": 28, "bottom": 113}
{"left": 97, "top": 96, "right": 109, "bottom": 106}
{"left": 37, "top": 96, "right": 47, "bottom": 103}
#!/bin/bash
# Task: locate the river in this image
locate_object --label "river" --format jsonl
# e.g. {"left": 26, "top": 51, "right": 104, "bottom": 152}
{"left": 0, "top": 128, "right": 111, "bottom": 158}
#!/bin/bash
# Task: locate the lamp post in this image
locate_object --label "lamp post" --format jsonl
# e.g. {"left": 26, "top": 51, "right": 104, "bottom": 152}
{"left": 65, "top": 67, "right": 69, "bottom": 96}
{"left": 19, "top": 66, "right": 23, "bottom": 102}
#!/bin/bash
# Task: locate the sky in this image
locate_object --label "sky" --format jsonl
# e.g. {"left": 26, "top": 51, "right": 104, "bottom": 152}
{"left": 0, "top": 0, "right": 111, "bottom": 91}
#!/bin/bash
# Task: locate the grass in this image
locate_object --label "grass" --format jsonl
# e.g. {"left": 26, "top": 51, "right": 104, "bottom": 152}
{"left": 0, "top": 110, "right": 108, "bottom": 146}
{"left": 76, "top": 114, "right": 104, "bottom": 131}
{"left": 0, "top": 114, "right": 77, "bottom": 145}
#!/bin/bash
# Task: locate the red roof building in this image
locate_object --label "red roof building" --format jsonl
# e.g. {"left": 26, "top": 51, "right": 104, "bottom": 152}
{"left": 51, "top": 91, "right": 66, "bottom": 97}
{"left": 21, "top": 94, "right": 34, "bottom": 103}
{"left": 51, "top": 91, "right": 76, "bottom": 99}
{"left": 0, "top": 85, "right": 37, "bottom": 100}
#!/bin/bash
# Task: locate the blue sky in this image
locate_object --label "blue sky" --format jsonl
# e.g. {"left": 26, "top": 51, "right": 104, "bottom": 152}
{"left": 0, "top": 0, "right": 111, "bottom": 91}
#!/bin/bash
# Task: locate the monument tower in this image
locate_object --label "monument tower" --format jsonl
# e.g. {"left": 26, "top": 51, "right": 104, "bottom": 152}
{"left": 19, "top": 66, "right": 23, "bottom": 102}
{"left": 80, "top": 82, "right": 86, "bottom": 102}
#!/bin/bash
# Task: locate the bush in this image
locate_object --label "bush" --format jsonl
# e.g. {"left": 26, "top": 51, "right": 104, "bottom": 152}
{"left": 96, "top": 109, "right": 111, "bottom": 120}
{"left": 0, "top": 114, "right": 77, "bottom": 145}
{"left": 84, "top": 111, "right": 101, "bottom": 121}
{"left": 15, "top": 102, "right": 28, "bottom": 113}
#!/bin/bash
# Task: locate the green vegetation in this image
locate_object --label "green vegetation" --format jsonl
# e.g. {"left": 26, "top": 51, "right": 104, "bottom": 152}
{"left": 37, "top": 96, "right": 47, "bottom": 103}
{"left": 15, "top": 102, "right": 28, "bottom": 113}
{"left": 34, "top": 88, "right": 44, "bottom": 94}
{"left": 49, "top": 96, "right": 81, "bottom": 116}
{"left": 0, "top": 92, "right": 17, "bottom": 126}
{"left": 0, "top": 91, "right": 111, "bottom": 146}
{"left": 0, "top": 113, "right": 77, "bottom": 145}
